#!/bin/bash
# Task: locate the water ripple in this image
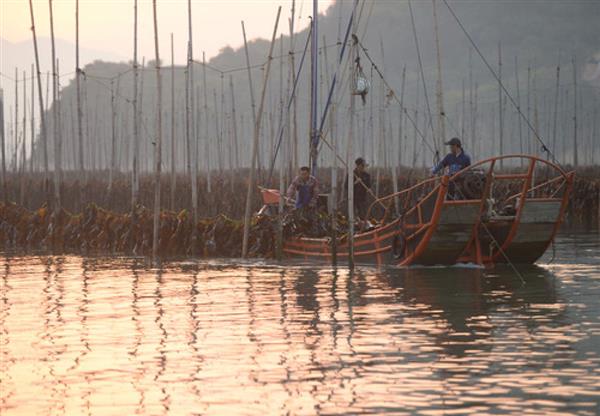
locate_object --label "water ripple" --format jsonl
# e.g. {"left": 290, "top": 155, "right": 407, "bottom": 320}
{"left": 1, "top": 232, "right": 599, "bottom": 415}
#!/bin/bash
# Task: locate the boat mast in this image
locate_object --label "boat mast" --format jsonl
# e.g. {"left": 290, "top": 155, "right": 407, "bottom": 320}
{"left": 309, "top": 0, "right": 319, "bottom": 175}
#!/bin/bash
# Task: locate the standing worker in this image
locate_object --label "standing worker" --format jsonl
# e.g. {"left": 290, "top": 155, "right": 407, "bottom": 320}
{"left": 346, "top": 157, "right": 371, "bottom": 220}
{"left": 287, "top": 166, "right": 320, "bottom": 209}
{"left": 431, "top": 137, "right": 471, "bottom": 176}
{"left": 431, "top": 138, "right": 472, "bottom": 199}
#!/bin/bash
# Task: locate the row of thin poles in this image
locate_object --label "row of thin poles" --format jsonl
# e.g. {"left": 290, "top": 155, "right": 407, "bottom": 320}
{"left": 2, "top": 50, "right": 597, "bottom": 182}
{"left": 0, "top": 0, "right": 598, "bottom": 259}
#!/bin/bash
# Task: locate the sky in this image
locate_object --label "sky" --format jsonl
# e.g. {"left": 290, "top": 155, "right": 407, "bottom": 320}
{"left": 1, "top": 0, "right": 336, "bottom": 64}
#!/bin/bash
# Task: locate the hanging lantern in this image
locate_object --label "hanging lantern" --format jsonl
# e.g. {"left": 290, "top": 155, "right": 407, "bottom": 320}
{"left": 353, "top": 75, "right": 370, "bottom": 95}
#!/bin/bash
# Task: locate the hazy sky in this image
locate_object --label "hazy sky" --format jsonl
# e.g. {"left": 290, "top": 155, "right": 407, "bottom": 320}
{"left": 1, "top": 0, "right": 335, "bottom": 64}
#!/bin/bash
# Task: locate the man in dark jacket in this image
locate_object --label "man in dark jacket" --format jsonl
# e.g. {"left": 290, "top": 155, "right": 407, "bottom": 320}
{"left": 349, "top": 157, "right": 371, "bottom": 219}
{"left": 432, "top": 137, "right": 472, "bottom": 199}
{"left": 431, "top": 137, "right": 471, "bottom": 176}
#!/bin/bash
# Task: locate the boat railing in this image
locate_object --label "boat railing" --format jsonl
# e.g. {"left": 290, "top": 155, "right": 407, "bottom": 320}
{"left": 365, "top": 176, "right": 441, "bottom": 225}
{"left": 447, "top": 154, "right": 573, "bottom": 216}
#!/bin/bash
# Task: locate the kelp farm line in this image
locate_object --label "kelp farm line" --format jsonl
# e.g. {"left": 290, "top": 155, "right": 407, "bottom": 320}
{"left": 0, "top": 167, "right": 598, "bottom": 258}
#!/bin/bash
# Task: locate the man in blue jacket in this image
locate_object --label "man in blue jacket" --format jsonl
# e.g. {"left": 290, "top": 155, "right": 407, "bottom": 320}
{"left": 431, "top": 138, "right": 471, "bottom": 199}
{"left": 431, "top": 137, "right": 471, "bottom": 176}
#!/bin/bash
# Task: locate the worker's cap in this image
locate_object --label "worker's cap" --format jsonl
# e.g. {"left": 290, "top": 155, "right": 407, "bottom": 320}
{"left": 355, "top": 157, "right": 368, "bottom": 166}
{"left": 444, "top": 137, "right": 462, "bottom": 147}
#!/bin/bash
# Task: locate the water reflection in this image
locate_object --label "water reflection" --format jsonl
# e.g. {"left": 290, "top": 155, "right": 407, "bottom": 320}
{"left": 1, "top": 232, "right": 599, "bottom": 415}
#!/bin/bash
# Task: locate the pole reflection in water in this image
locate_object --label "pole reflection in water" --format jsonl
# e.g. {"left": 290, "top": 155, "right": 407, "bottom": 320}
{"left": 1, "top": 232, "right": 599, "bottom": 415}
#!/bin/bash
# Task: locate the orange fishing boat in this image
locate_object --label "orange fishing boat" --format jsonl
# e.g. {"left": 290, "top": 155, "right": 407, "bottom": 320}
{"left": 261, "top": 155, "right": 573, "bottom": 267}
{"left": 456, "top": 155, "right": 574, "bottom": 266}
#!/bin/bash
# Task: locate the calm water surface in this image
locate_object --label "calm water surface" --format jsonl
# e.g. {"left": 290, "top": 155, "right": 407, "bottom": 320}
{"left": 1, "top": 232, "right": 599, "bottom": 415}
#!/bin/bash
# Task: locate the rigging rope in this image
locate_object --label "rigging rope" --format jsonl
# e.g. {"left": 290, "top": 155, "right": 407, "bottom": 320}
{"left": 441, "top": 0, "right": 560, "bottom": 166}
{"left": 408, "top": 0, "right": 439, "bottom": 164}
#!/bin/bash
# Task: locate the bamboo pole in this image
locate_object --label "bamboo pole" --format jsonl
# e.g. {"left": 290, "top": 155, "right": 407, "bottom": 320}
{"left": 229, "top": 75, "right": 240, "bottom": 193}
{"left": 131, "top": 0, "right": 139, "bottom": 210}
{"left": 552, "top": 56, "right": 560, "bottom": 158}
{"left": 514, "top": 56, "right": 523, "bottom": 162}
{"left": 56, "top": 59, "right": 63, "bottom": 181}
{"left": 49, "top": 0, "right": 60, "bottom": 208}
{"left": 393, "top": 66, "right": 406, "bottom": 214}
{"left": 242, "top": 21, "right": 261, "bottom": 174}
{"left": 289, "top": 0, "right": 298, "bottom": 173}
{"left": 461, "top": 78, "right": 465, "bottom": 145}
{"left": 242, "top": 6, "right": 281, "bottom": 259}
{"left": 526, "top": 64, "right": 531, "bottom": 156}
{"left": 107, "top": 78, "right": 118, "bottom": 198}
{"left": 0, "top": 88, "right": 5, "bottom": 202}
{"left": 30, "top": 64, "right": 35, "bottom": 174}
{"left": 14, "top": 69, "right": 18, "bottom": 174}
{"left": 202, "top": 52, "right": 211, "bottom": 193}
{"left": 20, "top": 69, "right": 26, "bottom": 206}
{"left": 170, "top": 33, "right": 176, "bottom": 210}
{"left": 75, "top": 0, "right": 85, "bottom": 178}
{"left": 347, "top": 34, "right": 357, "bottom": 269}
{"left": 572, "top": 56, "right": 578, "bottom": 167}
{"left": 28, "top": 0, "right": 48, "bottom": 192}
{"left": 432, "top": 0, "right": 446, "bottom": 147}
{"left": 497, "top": 43, "right": 503, "bottom": 168}
{"left": 229, "top": 76, "right": 240, "bottom": 171}
{"left": 412, "top": 84, "right": 420, "bottom": 168}
{"left": 220, "top": 73, "right": 226, "bottom": 177}
{"left": 213, "top": 88, "right": 222, "bottom": 175}
{"left": 152, "top": 0, "right": 163, "bottom": 260}
{"left": 186, "top": 0, "right": 198, "bottom": 231}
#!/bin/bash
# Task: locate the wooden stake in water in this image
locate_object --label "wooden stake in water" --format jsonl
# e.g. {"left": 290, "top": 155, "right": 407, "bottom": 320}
{"left": 432, "top": 0, "right": 446, "bottom": 147}
{"left": 49, "top": 0, "right": 60, "bottom": 209}
{"left": 572, "top": 56, "right": 578, "bottom": 167}
{"left": 14, "top": 69, "right": 18, "bottom": 175}
{"left": 152, "top": 0, "right": 163, "bottom": 260}
{"left": 552, "top": 56, "right": 560, "bottom": 158}
{"left": 170, "top": 33, "right": 176, "bottom": 210}
{"left": 242, "top": 7, "right": 281, "bottom": 259}
{"left": 186, "top": 0, "right": 198, "bottom": 229}
{"left": 347, "top": 34, "right": 357, "bottom": 270}
{"left": 497, "top": 43, "right": 503, "bottom": 168}
{"left": 75, "top": 0, "right": 85, "bottom": 177}
{"left": 20, "top": 69, "right": 26, "bottom": 206}
{"left": 202, "top": 52, "right": 211, "bottom": 194}
{"left": 131, "top": 0, "right": 140, "bottom": 210}
{"left": 394, "top": 66, "right": 406, "bottom": 215}
{"left": 514, "top": 56, "right": 523, "bottom": 161}
{"left": 242, "top": 21, "right": 261, "bottom": 173}
{"left": 0, "top": 89, "right": 5, "bottom": 202}
{"left": 30, "top": 64, "right": 35, "bottom": 174}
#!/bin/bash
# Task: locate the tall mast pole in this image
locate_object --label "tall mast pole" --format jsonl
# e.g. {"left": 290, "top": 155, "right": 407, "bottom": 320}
{"left": 309, "top": 0, "right": 319, "bottom": 175}
{"left": 30, "top": 64, "right": 35, "bottom": 174}
{"left": 572, "top": 56, "right": 578, "bottom": 167}
{"left": 497, "top": 43, "right": 503, "bottom": 168}
{"left": 76, "top": 0, "right": 85, "bottom": 178}
{"left": 242, "top": 7, "right": 281, "bottom": 258}
{"left": 202, "top": 52, "right": 211, "bottom": 193}
{"left": 170, "top": 33, "right": 176, "bottom": 210}
{"left": 131, "top": 0, "right": 139, "bottom": 210}
{"left": 347, "top": 3, "right": 358, "bottom": 270}
{"left": 152, "top": 0, "right": 163, "bottom": 260}
{"left": 49, "top": 0, "right": 60, "bottom": 208}
{"left": 187, "top": 0, "right": 198, "bottom": 232}
{"left": 432, "top": 0, "right": 445, "bottom": 147}
{"left": 0, "top": 88, "right": 5, "bottom": 202}
{"left": 20, "top": 69, "right": 27, "bottom": 206}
